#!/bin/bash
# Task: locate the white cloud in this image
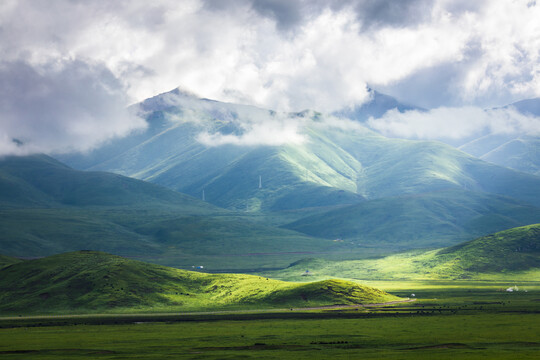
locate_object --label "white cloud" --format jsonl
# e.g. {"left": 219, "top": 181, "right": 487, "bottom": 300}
{"left": 1, "top": 0, "right": 540, "bottom": 155}
{"left": 458, "top": 0, "right": 540, "bottom": 103}
{"left": 368, "top": 106, "right": 540, "bottom": 140}
{"left": 0, "top": 60, "right": 146, "bottom": 156}
{"left": 0, "top": 0, "right": 492, "bottom": 111}
{"left": 196, "top": 120, "right": 306, "bottom": 147}
{"left": 195, "top": 107, "right": 308, "bottom": 146}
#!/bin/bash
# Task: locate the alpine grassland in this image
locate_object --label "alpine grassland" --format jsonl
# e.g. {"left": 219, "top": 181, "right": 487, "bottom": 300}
{"left": 1, "top": 281, "right": 539, "bottom": 359}
{"left": 1, "top": 233, "right": 539, "bottom": 359}
{"left": 0, "top": 155, "right": 347, "bottom": 270}
{"left": 0, "top": 251, "right": 397, "bottom": 315}
{"left": 0, "top": 254, "right": 20, "bottom": 269}
{"left": 268, "top": 224, "right": 540, "bottom": 281}
{"left": 2, "top": 92, "right": 540, "bottom": 359}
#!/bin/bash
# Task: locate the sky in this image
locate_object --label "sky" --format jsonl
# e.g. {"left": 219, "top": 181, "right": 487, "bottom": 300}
{"left": 1, "top": 0, "right": 540, "bottom": 155}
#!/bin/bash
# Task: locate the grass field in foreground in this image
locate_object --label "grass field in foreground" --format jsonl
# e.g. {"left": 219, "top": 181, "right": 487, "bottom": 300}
{"left": 2, "top": 314, "right": 539, "bottom": 359}
{"left": 1, "top": 281, "right": 539, "bottom": 359}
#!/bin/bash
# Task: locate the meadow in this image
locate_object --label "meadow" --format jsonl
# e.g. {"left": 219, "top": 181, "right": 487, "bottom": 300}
{"left": 1, "top": 280, "right": 539, "bottom": 359}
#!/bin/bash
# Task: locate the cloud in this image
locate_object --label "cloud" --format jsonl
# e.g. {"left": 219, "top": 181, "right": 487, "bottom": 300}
{"left": 0, "top": 0, "right": 484, "bottom": 112}
{"left": 194, "top": 102, "right": 308, "bottom": 146}
{"left": 0, "top": 60, "right": 146, "bottom": 156}
{"left": 367, "top": 106, "right": 540, "bottom": 140}
{"left": 2, "top": 0, "right": 540, "bottom": 154}
{"left": 204, "top": 0, "right": 436, "bottom": 32}
{"left": 196, "top": 118, "right": 306, "bottom": 146}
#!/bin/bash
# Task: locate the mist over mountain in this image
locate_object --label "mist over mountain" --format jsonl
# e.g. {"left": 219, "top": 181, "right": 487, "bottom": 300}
{"left": 45, "top": 89, "right": 540, "bottom": 258}
{"left": 333, "top": 88, "right": 423, "bottom": 121}
{"left": 345, "top": 91, "right": 540, "bottom": 176}
{"left": 457, "top": 98, "right": 540, "bottom": 176}
{"left": 58, "top": 89, "right": 540, "bottom": 210}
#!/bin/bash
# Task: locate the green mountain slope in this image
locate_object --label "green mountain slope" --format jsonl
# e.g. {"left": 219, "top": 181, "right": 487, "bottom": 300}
{"left": 0, "top": 254, "right": 20, "bottom": 269}
{"left": 284, "top": 189, "right": 540, "bottom": 248}
{"left": 0, "top": 156, "right": 338, "bottom": 269}
{"left": 273, "top": 224, "right": 540, "bottom": 281}
{"left": 480, "top": 137, "right": 540, "bottom": 176}
{"left": 434, "top": 223, "right": 540, "bottom": 273}
{"left": 57, "top": 89, "right": 540, "bottom": 211}
{"left": 0, "top": 251, "right": 398, "bottom": 314}
{"left": 0, "top": 154, "right": 218, "bottom": 210}
{"left": 457, "top": 98, "right": 540, "bottom": 176}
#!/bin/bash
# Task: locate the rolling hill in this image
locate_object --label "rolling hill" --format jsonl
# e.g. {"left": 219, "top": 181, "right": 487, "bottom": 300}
{"left": 0, "top": 251, "right": 398, "bottom": 314}
{"left": 283, "top": 189, "right": 540, "bottom": 248}
{"left": 0, "top": 254, "right": 20, "bottom": 269}
{"left": 271, "top": 224, "right": 540, "bottom": 281}
{"left": 0, "top": 154, "right": 220, "bottom": 210}
{"left": 0, "top": 155, "right": 339, "bottom": 269}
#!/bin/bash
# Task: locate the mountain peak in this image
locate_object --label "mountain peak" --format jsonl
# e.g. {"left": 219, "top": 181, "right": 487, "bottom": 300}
{"left": 333, "top": 89, "right": 422, "bottom": 121}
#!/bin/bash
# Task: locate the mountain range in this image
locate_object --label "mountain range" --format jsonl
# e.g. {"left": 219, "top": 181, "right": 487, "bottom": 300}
{"left": 58, "top": 89, "right": 540, "bottom": 207}
{"left": 344, "top": 91, "right": 540, "bottom": 177}
{"left": 1, "top": 88, "right": 539, "bottom": 271}
{"left": 0, "top": 154, "right": 338, "bottom": 269}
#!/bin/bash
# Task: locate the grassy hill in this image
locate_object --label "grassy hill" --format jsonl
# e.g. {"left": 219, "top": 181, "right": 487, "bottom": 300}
{"left": 268, "top": 224, "right": 540, "bottom": 281}
{"left": 284, "top": 189, "right": 540, "bottom": 248}
{"left": 0, "top": 254, "right": 20, "bottom": 269}
{"left": 0, "top": 154, "right": 219, "bottom": 210}
{"left": 0, "top": 251, "right": 398, "bottom": 314}
{"left": 0, "top": 155, "right": 339, "bottom": 269}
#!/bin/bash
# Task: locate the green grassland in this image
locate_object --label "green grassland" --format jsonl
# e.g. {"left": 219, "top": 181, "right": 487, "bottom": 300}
{"left": 0, "top": 155, "right": 349, "bottom": 269}
{"left": 267, "top": 224, "right": 540, "bottom": 282}
{"left": 283, "top": 189, "right": 540, "bottom": 248}
{"left": 4, "top": 149, "right": 538, "bottom": 273}
{"left": 0, "top": 254, "right": 20, "bottom": 269}
{"left": 1, "top": 280, "right": 539, "bottom": 359}
{"left": 0, "top": 207, "right": 343, "bottom": 269}
{"left": 9, "top": 153, "right": 540, "bottom": 272}
{"left": 0, "top": 251, "right": 397, "bottom": 315}
{"left": 1, "top": 226, "right": 539, "bottom": 358}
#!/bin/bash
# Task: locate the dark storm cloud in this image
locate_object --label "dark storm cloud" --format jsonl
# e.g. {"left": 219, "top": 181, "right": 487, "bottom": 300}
{"left": 0, "top": 60, "right": 146, "bottom": 155}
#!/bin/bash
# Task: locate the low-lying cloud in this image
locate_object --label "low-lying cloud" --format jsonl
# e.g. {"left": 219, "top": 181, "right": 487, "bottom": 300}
{"left": 0, "top": 60, "right": 146, "bottom": 156}
{"left": 196, "top": 118, "right": 307, "bottom": 147}
{"left": 367, "top": 106, "right": 540, "bottom": 140}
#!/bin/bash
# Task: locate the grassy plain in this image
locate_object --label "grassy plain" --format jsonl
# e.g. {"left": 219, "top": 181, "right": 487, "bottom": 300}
{"left": 1, "top": 280, "right": 539, "bottom": 359}
{"left": 267, "top": 224, "right": 540, "bottom": 282}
